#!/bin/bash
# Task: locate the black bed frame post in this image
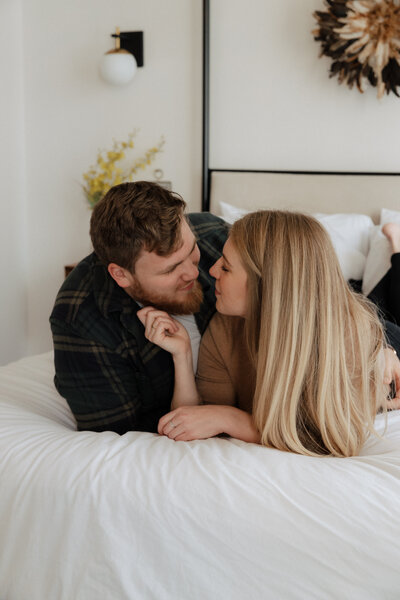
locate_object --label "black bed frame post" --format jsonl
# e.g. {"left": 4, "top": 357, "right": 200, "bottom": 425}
{"left": 202, "top": 0, "right": 210, "bottom": 212}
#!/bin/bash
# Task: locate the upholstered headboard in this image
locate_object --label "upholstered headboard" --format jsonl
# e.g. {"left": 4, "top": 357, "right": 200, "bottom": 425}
{"left": 209, "top": 171, "right": 400, "bottom": 223}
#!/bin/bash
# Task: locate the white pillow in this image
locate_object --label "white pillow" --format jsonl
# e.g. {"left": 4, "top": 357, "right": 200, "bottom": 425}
{"left": 313, "top": 213, "right": 374, "bottom": 281}
{"left": 381, "top": 208, "right": 400, "bottom": 225}
{"left": 362, "top": 226, "right": 391, "bottom": 297}
{"left": 313, "top": 213, "right": 373, "bottom": 256}
{"left": 218, "top": 202, "right": 373, "bottom": 281}
{"left": 219, "top": 200, "right": 249, "bottom": 224}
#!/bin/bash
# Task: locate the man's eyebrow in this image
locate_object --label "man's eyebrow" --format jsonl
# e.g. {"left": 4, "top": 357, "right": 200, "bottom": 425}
{"left": 158, "top": 239, "right": 197, "bottom": 274}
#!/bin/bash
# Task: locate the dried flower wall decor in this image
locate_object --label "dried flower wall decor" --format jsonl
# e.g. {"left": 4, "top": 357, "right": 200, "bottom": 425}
{"left": 313, "top": 0, "right": 400, "bottom": 98}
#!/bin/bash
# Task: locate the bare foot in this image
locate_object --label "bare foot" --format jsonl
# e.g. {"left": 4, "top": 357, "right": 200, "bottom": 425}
{"left": 382, "top": 223, "right": 400, "bottom": 254}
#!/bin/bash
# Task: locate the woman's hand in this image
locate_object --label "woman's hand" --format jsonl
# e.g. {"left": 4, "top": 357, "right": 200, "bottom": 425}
{"left": 158, "top": 405, "right": 260, "bottom": 443}
{"left": 138, "top": 306, "right": 200, "bottom": 408}
{"left": 137, "top": 306, "right": 190, "bottom": 358}
{"left": 158, "top": 405, "right": 225, "bottom": 441}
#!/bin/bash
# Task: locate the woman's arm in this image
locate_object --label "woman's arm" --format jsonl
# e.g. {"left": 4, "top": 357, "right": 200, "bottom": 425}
{"left": 158, "top": 404, "right": 260, "bottom": 443}
{"left": 137, "top": 307, "right": 200, "bottom": 408}
{"left": 170, "top": 348, "right": 200, "bottom": 409}
{"left": 157, "top": 314, "right": 260, "bottom": 443}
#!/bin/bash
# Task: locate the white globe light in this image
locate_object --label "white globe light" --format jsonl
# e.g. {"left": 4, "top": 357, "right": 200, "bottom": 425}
{"left": 100, "top": 51, "right": 137, "bottom": 86}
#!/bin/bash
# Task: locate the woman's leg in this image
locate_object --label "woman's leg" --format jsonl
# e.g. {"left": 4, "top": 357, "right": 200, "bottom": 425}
{"left": 383, "top": 223, "right": 400, "bottom": 254}
{"left": 368, "top": 223, "right": 400, "bottom": 325}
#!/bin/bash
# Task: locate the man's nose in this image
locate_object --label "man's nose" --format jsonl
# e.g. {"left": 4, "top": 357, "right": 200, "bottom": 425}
{"left": 182, "top": 260, "right": 199, "bottom": 281}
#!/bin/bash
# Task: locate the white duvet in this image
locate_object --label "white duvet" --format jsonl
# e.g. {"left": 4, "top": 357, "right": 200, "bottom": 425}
{"left": 1, "top": 352, "right": 400, "bottom": 600}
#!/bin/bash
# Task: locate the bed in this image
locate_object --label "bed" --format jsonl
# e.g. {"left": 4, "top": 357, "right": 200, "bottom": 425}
{"left": 1, "top": 169, "right": 400, "bottom": 599}
{"left": 1, "top": 350, "right": 400, "bottom": 600}
{"left": 3, "top": 0, "right": 399, "bottom": 593}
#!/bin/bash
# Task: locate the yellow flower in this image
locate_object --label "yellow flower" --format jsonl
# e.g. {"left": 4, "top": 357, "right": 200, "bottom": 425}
{"left": 82, "top": 131, "right": 165, "bottom": 208}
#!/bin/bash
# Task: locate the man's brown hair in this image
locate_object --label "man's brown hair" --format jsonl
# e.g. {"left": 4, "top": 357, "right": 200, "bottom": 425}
{"left": 90, "top": 181, "right": 186, "bottom": 272}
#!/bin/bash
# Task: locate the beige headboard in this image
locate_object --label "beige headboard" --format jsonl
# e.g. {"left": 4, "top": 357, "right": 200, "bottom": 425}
{"left": 209, "top": 171, "right": 400, "bottom": 223}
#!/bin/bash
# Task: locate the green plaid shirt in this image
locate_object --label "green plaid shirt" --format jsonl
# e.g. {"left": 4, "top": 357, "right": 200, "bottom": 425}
{"left": 50, "top": 213, "right": 229, "bottom": 434}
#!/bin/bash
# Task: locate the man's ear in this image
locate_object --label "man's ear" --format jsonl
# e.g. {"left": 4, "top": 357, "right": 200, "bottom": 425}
{"left": 107, "top": 263, "right": 134, "bottom": 289}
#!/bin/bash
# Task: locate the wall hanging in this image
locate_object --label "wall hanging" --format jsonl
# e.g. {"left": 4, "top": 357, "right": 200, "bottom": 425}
{"left": 313, "top": 0, "right": 400, "bottom": 98}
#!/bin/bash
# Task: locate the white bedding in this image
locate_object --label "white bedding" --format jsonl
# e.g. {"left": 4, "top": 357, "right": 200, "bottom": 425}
{"left": 1, "top": 352, "right": 400, "bottom": 599}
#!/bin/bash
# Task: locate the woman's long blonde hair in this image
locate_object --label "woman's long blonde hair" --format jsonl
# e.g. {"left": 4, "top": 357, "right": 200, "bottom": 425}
{"left": 230, "top": 210, "right": 385, "bottom": 457}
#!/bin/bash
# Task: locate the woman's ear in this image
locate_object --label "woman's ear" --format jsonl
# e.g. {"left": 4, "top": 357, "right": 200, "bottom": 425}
{"left": 107, "top": 263, "right": 134, "bottom": 289}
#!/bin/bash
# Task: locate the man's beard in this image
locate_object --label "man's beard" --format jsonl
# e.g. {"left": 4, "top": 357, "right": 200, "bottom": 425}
{"left": 128, "top": 279, "right": 204, "bottom": 315}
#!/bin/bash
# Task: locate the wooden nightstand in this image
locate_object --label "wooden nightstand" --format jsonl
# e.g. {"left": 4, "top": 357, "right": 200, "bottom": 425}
{"left": 64, "top": 264, "right": 77, "bottom": 278}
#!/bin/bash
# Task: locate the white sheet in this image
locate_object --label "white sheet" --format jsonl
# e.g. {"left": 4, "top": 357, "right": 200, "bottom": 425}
{"left": 1, "top": 352, "right": 400, "bottom": 599}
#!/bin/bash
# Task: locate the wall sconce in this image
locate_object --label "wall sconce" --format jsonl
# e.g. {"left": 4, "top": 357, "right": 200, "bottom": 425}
{"left": 100, "top": 27, "right": 144, "bottom": 86}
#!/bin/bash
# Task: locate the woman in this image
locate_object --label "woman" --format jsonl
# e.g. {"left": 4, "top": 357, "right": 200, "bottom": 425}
{"left": 138, "top": 211, "right": 399, "bottom": 457}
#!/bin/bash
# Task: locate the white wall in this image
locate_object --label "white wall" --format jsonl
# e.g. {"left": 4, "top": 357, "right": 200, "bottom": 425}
{"left": 210, "top": 0, "right": 400, "bottom": 171}
{"left": 2, "top": 0, "right": 399, "bottom": 365}
{"left": 0, "top": 0, "right": 27, "bottom": 365}
{"left": 10, "top": 0, "right": 202, "bottom": 362}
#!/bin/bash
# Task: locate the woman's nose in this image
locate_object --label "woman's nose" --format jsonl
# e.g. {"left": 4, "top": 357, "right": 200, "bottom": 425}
{"left": 209, "top": 260, "right": 219, "bottom": 279}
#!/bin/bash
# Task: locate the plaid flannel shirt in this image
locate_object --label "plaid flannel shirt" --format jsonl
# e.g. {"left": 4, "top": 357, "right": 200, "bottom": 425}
{"left": 50, "top": 212, "right": 230, "bottom": 434}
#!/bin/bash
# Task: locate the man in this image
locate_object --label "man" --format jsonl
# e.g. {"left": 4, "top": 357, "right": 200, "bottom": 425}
{"left": 51, "top": 181, "right": 400, "bottom": 435}
{"left": 50, "top": 181, "right": 229, "bottom": 433}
